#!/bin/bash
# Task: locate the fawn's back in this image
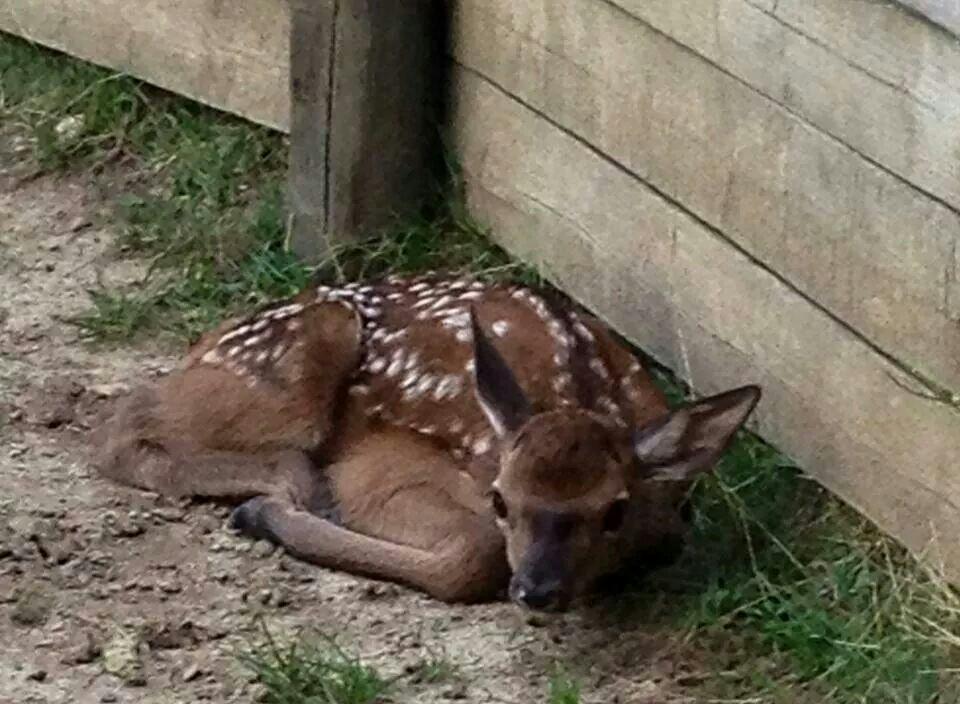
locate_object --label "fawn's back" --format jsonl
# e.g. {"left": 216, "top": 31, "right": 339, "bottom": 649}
{"left": 186, "top": 273, "right": 671, "bottom": 467}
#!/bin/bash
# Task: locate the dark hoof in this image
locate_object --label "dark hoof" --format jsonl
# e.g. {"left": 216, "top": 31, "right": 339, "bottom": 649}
{"left": 229, "top": 496, "right": 278, "bottom": 543}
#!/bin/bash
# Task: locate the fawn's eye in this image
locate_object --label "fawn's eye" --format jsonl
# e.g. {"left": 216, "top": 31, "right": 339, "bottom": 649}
{"left": 491, "top": 491, "right": 508, "bottom": 520}
{"left": 602, "top": 498, "right": 629, "bottom": 533}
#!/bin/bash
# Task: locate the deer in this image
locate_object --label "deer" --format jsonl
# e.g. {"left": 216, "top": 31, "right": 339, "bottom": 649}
{"left": 92, "top": 272, "right": 760, "bottom": 611}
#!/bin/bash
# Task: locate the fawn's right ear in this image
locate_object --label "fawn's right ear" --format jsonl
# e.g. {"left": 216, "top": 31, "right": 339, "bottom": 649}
{"left": 632, "top": 385, "right": 761, "bottom": 482}
{"left": 470, "top": 309, "right": 532, "bottom": 438}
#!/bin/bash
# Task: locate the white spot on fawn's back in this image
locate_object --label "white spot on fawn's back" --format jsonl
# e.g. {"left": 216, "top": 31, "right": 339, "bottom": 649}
{"left": 589, "top": 358, "right": 610, "bottom": 379}
{"left": 218, "top": 324, "right": 251, "bottom": 346}
{"left": 472, "top": 435, "right": 493, "bottom": 456}
{"left": 414, "top": 375, "right": 436, "bottom": 396}
{"left": 434, "top": 374, "right": 463, "bottom": 401}
{"left": 386, "top": 350, "right": 406, "bottom": 378}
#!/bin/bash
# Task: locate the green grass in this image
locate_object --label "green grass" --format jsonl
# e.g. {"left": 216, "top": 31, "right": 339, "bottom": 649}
{"left": 0, "top": 33, "right": 535, "bottom": 345}
{"left": 617, "top": 371, "right": 960, "bottom": 703}
{"left": 548, "top": 666, "right": 582, "bottom": 704}
{"left": 5, "top": 31, "right": 960, "bottom": 704}
{"left": 240, "top": 629, "right": 389, "bottom": 704}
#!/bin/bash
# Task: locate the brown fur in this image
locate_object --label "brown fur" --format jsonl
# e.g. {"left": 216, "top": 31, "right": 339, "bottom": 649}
{"left": 92, "top": 274, "right": 759, "bottom": 608}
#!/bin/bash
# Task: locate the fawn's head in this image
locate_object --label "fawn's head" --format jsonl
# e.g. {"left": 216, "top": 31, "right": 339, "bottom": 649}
{"left": 470, "top": 312, "right": 760, "bottom": 611}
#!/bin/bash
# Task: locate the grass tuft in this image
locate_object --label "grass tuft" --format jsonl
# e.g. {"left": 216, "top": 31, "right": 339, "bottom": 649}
{"left": 1, "top": 34, "right": 303, "bottom": 343}
{"left": 240, "top": 627, "right": 388, "bottom": 704}
{"left": 548, "top": 666, "right": 582, "bottom": 704}
{"left": 632, "top": 371, "right": 960, "bottom": 703}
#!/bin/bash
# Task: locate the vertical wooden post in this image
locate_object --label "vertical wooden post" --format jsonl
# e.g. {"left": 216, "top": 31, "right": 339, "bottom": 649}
{"left": 288, "top": 1, "right": 441, "bottom": 261}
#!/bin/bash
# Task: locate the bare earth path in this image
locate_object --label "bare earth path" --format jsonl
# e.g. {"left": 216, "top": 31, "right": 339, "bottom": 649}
{"left": 0, "top": 169, "right": 703, "bottom": 704}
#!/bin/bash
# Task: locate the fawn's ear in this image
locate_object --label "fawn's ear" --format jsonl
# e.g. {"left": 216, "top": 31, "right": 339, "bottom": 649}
{"left": 470, "top": 309, "right": 532, "bottom": 438}
{"left": 632, "top": 386, "right": 761, "bottom": 481}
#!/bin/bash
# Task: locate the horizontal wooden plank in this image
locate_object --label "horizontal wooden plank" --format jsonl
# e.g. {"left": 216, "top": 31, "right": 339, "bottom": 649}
{"left": 451, "top": 0, "right": 960, "bottom": 391}
{"left": 452, "top": 67, "right": 960, "bottom": 581}
{"left": 0, "top": 0, "right": 290, "bottom": 130}
{"left": 611, "top": 0, "right": 960, "bottom": 216}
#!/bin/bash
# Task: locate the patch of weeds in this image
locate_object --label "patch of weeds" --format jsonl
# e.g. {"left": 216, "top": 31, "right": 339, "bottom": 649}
{"left": 0, "top": 34, "right": 305, "bottom": 343}
{"left": 629, "top": 369, "right": 960, "bottom": 703}
{"left": 240, "top": 626, "right": 388, "bottom": 704}
{"left": 1, "top": 35, "right": 538, "bottom": 344}
{"left": 548, "top": 665, "right": 581, "bottom": 704}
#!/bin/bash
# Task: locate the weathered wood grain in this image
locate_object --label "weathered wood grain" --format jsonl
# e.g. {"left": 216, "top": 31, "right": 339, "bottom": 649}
{"left": 609, "top": 0, "right": 960, "bottom": 215}
{"left": 898, "top": 0, "right": 960, "bottom": 36}
{"left": 288, "top": 1, "right": 442, "bottom": 259}
{"left": 288, "top": 0, "right": 335, "bottom": 259}
{"left": 451, "top": 0, "right": 960, "bottom": 392}
{"left": 452, "top": 68, "right": 960, "bottom": 581}
{"left": 0, "top": 0, "right": 290, "bottom": 129}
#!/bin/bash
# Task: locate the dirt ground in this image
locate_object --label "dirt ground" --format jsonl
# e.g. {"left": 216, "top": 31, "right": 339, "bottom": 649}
{"left": 0, "top": 168, "right": 709, "bottom": 703}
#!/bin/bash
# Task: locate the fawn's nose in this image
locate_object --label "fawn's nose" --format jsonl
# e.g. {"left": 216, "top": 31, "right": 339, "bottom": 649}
{"left": 510, "top": 576, "right": 565, "bottom": 611}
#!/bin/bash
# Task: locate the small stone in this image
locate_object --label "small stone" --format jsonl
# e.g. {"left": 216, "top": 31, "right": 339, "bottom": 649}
{"left": 61, "top": 630, "right": 101, "bottom": 665}
{"left": 153, "top": 506, "right": 186, "bottom": 523}
{"left": 100, "top": 693, "right": 118, "bottom": 703}
{"left": 196, "top": 515, "right": 221, "bottom": 535}
{"left": 68, "top": 216, "right": 92, "bottom": 233}
{"left": 158, "top": 580, "right": 182, "bottom": 594}
{"left": 442, "top": 682, "right": 468, "bottom": 700}
{"left": 11, "top": 586, "right": 54, "bottom": 626}
{"left": 360, "top": 583, "right": 399, "bottom": 601}
{"left": 182, "top": 661, "right": 203, "bottom": 682}
{"left": 144, "top": 619, "right": 206, "bottom": 650}
{"left": 252, "top": 540, "right": 275, "bottom": 558}
{"left": 273, "top": 588, "right": 292, "bottom": 608}
{"left": 87, "top": 383, "right": 130, "bottom": 399}
{"left": 108, "top": 514, "right": 145, "bottom": 538}
{"left": 27, "top": 667, "right": 47, "bottom": 682}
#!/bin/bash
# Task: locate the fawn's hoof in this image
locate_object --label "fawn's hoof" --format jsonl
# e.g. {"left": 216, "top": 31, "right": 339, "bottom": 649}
{"left": 229, "top": 496, "right": 278, "bottom": 543}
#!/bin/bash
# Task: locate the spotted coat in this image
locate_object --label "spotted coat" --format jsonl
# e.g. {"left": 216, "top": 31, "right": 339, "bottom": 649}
{"left": 188, "top": 273, "right": 660, "bottom": 466}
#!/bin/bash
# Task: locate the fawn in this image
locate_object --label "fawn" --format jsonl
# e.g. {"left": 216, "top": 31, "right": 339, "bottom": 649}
{"left": 93, "top": 273, "right": 760, "bottom": 611}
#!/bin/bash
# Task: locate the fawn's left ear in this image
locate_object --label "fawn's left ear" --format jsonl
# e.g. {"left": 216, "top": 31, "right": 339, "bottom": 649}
{"left": 632, "top": 385, "right": 761, "bottom": 481}
{"left": 470, "top": 308, "right": 532, "bottom": 438}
